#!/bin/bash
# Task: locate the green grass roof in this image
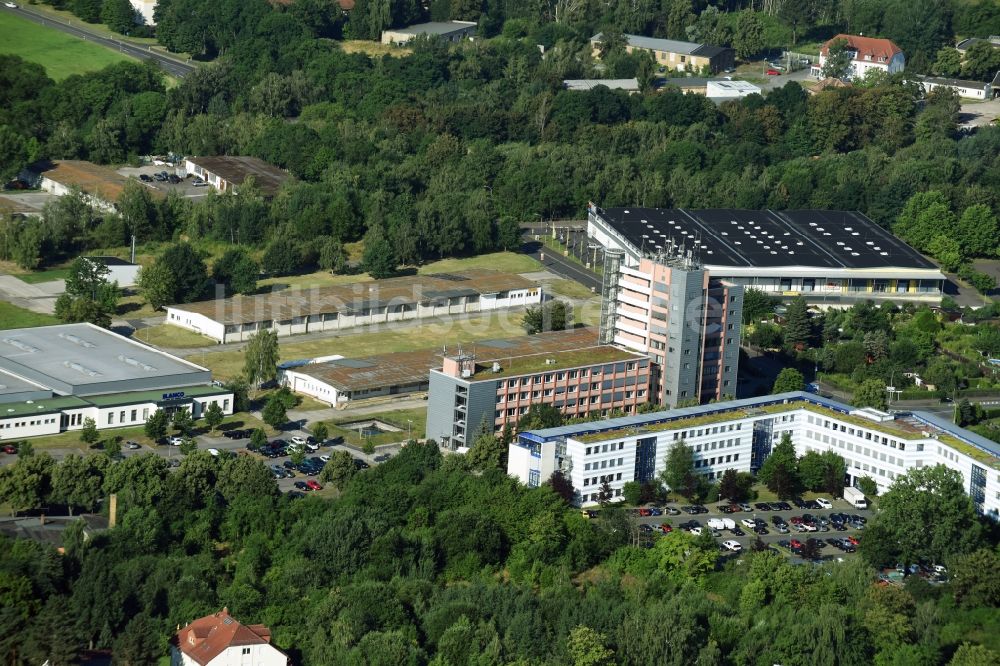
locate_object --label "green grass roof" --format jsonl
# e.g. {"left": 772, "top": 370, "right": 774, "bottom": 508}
{"left": 0, "top": 396, "right": 90, "bottom": 418}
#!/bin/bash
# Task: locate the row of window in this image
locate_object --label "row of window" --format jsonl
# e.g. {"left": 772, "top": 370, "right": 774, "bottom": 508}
{"left": 583, "top": 473, "right": 623, "bottom": 486}
{"left": 671, "top": 422, "right": 744, "bottom": 440}
{"left": 805, "top": 430, "right": 909, "bottom": 466}
{"left": 694, "top": 438, "right": 741, "bottom": 453}
{"left": 504, "top": 364, "right": 641, "bottom": 388}
{"left": 806, "top": 414, "right": 909, "bottom": 451}
{"left": 694, "top": 453, "right": 739, "bottom": 468}
{"left": 585, "top": 442, "right": 627, "bottom": 456}
{"left": 584, "top": 457, "right": 625, "bottom": 471}
{"left": 585, "top": 489, "right": 623, "bottom": 501}
{"left": 499, "top": 387, "right": 647, "bottom": 403}
{"left": 0, "top": 417, "right": 57, "bottom": 429}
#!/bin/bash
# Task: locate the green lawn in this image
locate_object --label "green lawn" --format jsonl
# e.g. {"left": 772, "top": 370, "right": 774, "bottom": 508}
{"left": 0, "top": 301, "right": 58, "bottom": 330}
{"left": 325, "top": 407, "right": 427, "bottom": 447}
{"left": 16, "top": 268, "right": 70, "bottom": 284}
{"left": 0, "top": 11, "right": 135, "bottom": 80}
{"left": 546, "top": 279, "right": 597, "bottom": 300}
{"left": 200, "top": 310, "right": 532, "bottom": 380}
{"left": 136, "top": 324, "right": 217, "bottom": 349}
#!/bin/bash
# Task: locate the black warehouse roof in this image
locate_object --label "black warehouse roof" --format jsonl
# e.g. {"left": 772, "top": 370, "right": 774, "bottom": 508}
{"left": 591, "top": 207, "right": 938, "bottom": 271}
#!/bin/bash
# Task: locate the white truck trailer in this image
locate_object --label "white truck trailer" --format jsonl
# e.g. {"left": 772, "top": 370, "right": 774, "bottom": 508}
{"left": 843, "top": 486, "right": 868, "bottom": 509}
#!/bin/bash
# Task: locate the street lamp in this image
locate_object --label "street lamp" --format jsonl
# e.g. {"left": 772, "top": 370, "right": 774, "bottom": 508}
{"left": 407, "top": 419, "right": 413, "bottom": 442}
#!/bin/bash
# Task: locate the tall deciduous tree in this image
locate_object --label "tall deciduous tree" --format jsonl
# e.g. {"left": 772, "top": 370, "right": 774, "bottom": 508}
{"left": 144, "top": 409, "right": 168, "bottom": 442}
{"left": 758, "top": 433, "right": 799, "bottom": 499}
{"left": 262, "top": 394, "right": 288, "bottom": 429}
{"left": 853, "top": 378, "right": 888, "bottom": 411}
{"left": 567, "top": 625, "right": 614, "bottom": 666}
{"left": 204, "top": 402, "right": 224, "bottom": 432}
{"left": 661, "top": 440, "right": 699, "bottom": 499}
{"left": 822, "top": 38, "right": 853, "bottom": 79}
{"left": 243, "top": 330, "right": 280, "bottom": 390}
{"left": 860, "top": 465, "right": 982, "bottom": 568}
{"left": 772, "top": 367, "right": 805, "bottom": 394}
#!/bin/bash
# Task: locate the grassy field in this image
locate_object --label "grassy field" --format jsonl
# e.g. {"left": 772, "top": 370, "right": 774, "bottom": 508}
{"left": 16, "top": 268, "right": 70, "bottom": 284}
{"left": 199, "top": 309, "right": 532, "bottom": 379}
{"left": 0, "top": 11, "right": 135, "bottom": 80}
{"left": 0, "top": 301, "right": 58, "bottom": 330}
{"left": 325, "top": 407, "right": 427, "bottom": 447}
{"left": 136, "top": 324, "right": 217, "bottom": 349}
{"left": 547, "top": 279, "right": 598, "bottom": 300}
{"left": 337, "top": 39, "right": 412, "bottom": 58}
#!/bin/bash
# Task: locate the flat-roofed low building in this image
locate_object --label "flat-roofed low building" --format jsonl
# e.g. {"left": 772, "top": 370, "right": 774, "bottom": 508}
{"left": 165, "top": 270, "right": 542, "bottom": 343}
{"left": 912, "top": 74, "right": 993, "bottom": 100}
{"left": 0, "top": 195, "right": 42, "bottom": 218}
{"left": 426, "top": 327, "right": 653, "bottom": 448}
{"left": 706, "top": 79, "right": 761, "bottom": 99}
{"left": 183, "top": 156, "right": 290, "bottom": 197}
{"left": 381, "top": 20, "right": 477, "bottom": 45}
{"left": 29, "top": 160, "right": 158, "bottom": 212}
{"left": 510, "top": 392, "right": 1000, "bottom": 513}
{"left": 83, "top": 256, "right": 141, "bottom": 288}
{"left": 591, "top": 34, "right": 734, "bottom": 74}
{"left": 0, "top": 323, "right": 231, "bottom": 441}
{"left": 280, "top": 349, "right": 437, "bottom": 406}
{"left": 563, "top": 79, "right": 640, "bottom": 93}
{"left": 662, "top": 77, "right": 710, "bottom": 94}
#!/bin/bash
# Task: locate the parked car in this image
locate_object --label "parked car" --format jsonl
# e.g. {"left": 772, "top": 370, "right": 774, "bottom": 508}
{"left": 766, "top": 68, "right": 781, "bottom": 76}
{"left": 689, "top": 526, "right": 703, "bottom": 536}
{"left": 291, "top": 436, "right": 307, "bottom": 446}
{"left": 731, "top": 527, "right": 745, "bottom": 536}
{"left": 754, "top": 503, "right": 770, "bottom": 511}
{"left": 722, "top": 540, "right": 742, "bottom": 552}
{"left": 139, "top": 174, "right": 153, "bottom": 182}
{"left": 740, "top": 518, "right": 757, "bottom": 529}
{"left": 125, "top": 441, "right": 141, "bottom": 449}
{"left": 3, "top": 443, "right": 18, "bottom": 454}
{"left": 846, "top": 535, "right": 860, "bottom": 546}
{"left": 192, "top": 178, "right": 208, "bottom": 187}
{"left": 638, "top": 524, "right": 653, "bottom": 533}
{"left": 659, "top": 523, "right": 673, "bottom": 533}
{"left": 306, "top": 479, "right": 323, "bottom": 491}
{"left": 207, "top": 448, "right": 220, "bottom": 456}
{"left": 738, "top": 503, "right": 752, "bottom": 512}
{"left": 353, "top": 459, "right": 370, "bottom": 470}
{"left": 664, "top": 506, "right": 681, "bottom": 515}
{"left": 774, "top": 502, "right": 792, "bottom": 511}
{"left": 168, "top": 436, "right": 183, "bottom": 446}
{"left": 816, "top": 498, "right": 833, "bottom": 509}
{"left": 294, "top": 481, "right": 310, "bottom": 491}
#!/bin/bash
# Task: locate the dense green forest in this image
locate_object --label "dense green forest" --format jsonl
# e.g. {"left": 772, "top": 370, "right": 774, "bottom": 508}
{"left": 3, "top": 0, "right": 1000, "bottom": 279}
{"left": 1, "top": 442, "right": 998, "bottom": 665}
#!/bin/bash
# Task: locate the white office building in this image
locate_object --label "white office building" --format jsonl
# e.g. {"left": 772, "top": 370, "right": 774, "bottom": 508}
{"left": 509, "top": 392, "right": 1000, "bottom": 517}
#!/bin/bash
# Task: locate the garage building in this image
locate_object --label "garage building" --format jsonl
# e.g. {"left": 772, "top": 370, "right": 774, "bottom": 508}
{"left": 165, "top": 270, "right": 542, "bottom": 344}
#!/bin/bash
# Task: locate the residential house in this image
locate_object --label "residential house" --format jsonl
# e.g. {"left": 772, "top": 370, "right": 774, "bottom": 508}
{"left": 813, "top": 34, "right": 904, "bottom": 80}
{"left": 171, "top": 608, "right": 287, "bottom": 666}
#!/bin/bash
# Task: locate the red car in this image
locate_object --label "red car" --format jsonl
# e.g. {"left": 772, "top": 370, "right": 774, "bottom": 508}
{"left": 306, "top": 479, "right": 323, "bottom": 491}
{"left": 766, "top": 68, "right": 781, "bottom": 76}
{"left": 790, "top": 539, "right": 803, "bottom": 550}
{"left": 847, "top": 535, "right": 860, "bottom": 546}
{"left": 2, "top": 444, "right": 16, "bottom": 454}
{"left": 789, "top": 516, "right": 803, "bottom": 524}
{"left": 638, "top": 508, "right": 652, "bottom": 517}
{"left": 660, "top": 523, "right": 673, "bottom": 534}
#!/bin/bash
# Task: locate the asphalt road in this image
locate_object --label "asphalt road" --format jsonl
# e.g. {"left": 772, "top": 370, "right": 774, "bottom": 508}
{"left": 524, "top": 239, "right": 602, "bottom": 292}
{"left": 2, "top": 5, "right": 195, "bottom": 78}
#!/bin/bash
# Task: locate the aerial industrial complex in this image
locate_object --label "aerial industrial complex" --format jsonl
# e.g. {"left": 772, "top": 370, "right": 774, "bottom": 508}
{"left": 0, "top": 324, "right": 231, "bottom": 441}
{"left": 165, "top": 270, "right": 542, "bottom": 343}
{"left": 587, "top": 205, "right": 946, "bottom": 304}
{"left": 510, "top": 392, "right": 1000, "bottom": 516}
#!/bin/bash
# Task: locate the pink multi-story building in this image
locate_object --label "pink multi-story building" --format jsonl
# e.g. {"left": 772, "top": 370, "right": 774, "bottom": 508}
{"left": 426, "top": 328, "right": 652, "bottom": 447}
{"left": 602, "top": 253, "right": 742, "bottom": 408}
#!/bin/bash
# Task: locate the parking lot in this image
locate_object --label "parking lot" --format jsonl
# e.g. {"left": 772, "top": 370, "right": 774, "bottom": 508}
{"left": 618, "top": 497, "right": 875, "bottom": 562}
{"left": 117, "top": 165, "right": 211, "bottom": 200}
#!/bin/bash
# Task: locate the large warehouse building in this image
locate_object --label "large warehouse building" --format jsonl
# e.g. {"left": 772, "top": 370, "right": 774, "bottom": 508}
{"left": 509, "top": 392, "right": 1000, "bottom": 515}
{"left": 165, "top": 270, "right": 542, "bottom": 344}
{"left": 587, "top": 205, "right": 946, "bottom": 304}
{"left": 0, "top": 323, "right": 232, "bottom": 441}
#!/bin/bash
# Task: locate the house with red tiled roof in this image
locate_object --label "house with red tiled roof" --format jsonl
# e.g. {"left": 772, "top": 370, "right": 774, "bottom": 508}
{"left": 170, "top": 608, "right": 288, "bottom": 666}
{"left": 814, "top": 34, "right": 905, "bottom": 80}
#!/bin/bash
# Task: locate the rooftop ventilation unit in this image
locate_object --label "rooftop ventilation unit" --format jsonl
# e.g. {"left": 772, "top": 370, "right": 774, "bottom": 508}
{"left": 58, "top": 333, "right": 95, "bottom": 348}
{"left": 63, "top": 361, "right": 102, "bottom": 378}
{"left": 2, "top": 338, "right": 38, "bottom": 353}
{"left": 117, "top": 355, "right": 158, "bottom": 372}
